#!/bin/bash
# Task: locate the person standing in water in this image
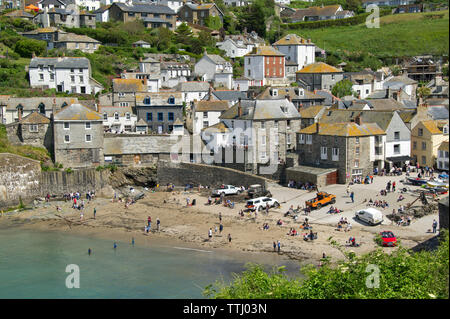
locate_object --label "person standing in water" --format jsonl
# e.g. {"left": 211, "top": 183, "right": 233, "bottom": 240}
{"left": 131, "top": 237, "right": 135, "bottom": 246}
{"left": 114, "top": 242, "right": 117, "bottom": 249}
{"left": 88, "top": 248, "right": 92, "bottom": 255}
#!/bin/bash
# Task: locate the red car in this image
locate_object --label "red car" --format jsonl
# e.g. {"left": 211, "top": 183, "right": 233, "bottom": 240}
{"left": 380, "top": 231, "right": 397, "bottom": 247}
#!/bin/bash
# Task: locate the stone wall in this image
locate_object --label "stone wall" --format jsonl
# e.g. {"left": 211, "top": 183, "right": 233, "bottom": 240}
{"left": 157, "top": 160, "right": 270, "bottom": 189}
{"left": 438, "top": 196, "right": 449, "bottom": 230}
{"left": 0, "top": 153, "right": 42, "bottom": 208}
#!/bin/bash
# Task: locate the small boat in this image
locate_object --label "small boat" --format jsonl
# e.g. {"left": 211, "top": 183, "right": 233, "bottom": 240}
{"left": 407, "top": 177, "right": 428, "bottom": 186}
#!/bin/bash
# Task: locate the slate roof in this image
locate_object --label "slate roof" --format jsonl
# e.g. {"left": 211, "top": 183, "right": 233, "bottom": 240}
{"left": 4, "top": 10, "right": 34, "bottom": 18}
{"left": 319, "top": 109, "right": 397, "bottom": 131}
{"left": 6, "top": 97, "right": 79, "bottom": 111}
{"left": 99, "top": 106, "right": 134, "bottom": 117}
{"left": 299, "top": 105, "right": 327, "bottom": 119}
{"left": 256, "top": 86, "right": 325, "bottom": 101}
{"left": 386, "top": 75, "right": 417, "bottom": 85}
{"left": 113, "top": 2, "right": 176, "bottom": 15}
{"left": 174, "top": 81, "right": 210, "bottom": 92}
{"left": 194, "top": 100, "right": 229, "bottom": 112}
{"left": 204, "top": 53, "right": 227, "bottom": 64}
{"left": 220, "top": 99, "right": 301, "bottom": 121}
{"left": 54, "top": 103, "right": 102, "bottom": 121}
{"left": 57, "top": 33, "right": 100, "bottom": 43}
{"left": 19, "top": 111, "right": 51, "bottom": 124}
{"left": 245, "top": 46, "right": 285, "bottom": 57}
{"left": 202, "top": 122, "right": 230, "bottom": 133}
{"left": 427, "top": 106, "right": 449, "bottom": 120}
{"left": 204, "top": 90, "right": 248, "bottom": 102}
{"left": 299, "top": 122, "right": 385, "bottom": 137}
{"left": 112, "top": 78, "right": 147, "bottom": 92}
{"left": 297, "top": 62, "right": 342, "bottom": 74}
{"left": 29, "top": 57, "right": 90, "bottom": 69}
{"left": 291, "top": 5, "right": 341, "bottom": 21}
{"left": 94, "top": 5, "right": 111, "bottom": 14}
{"left": 273, "top": 34, "right": 314, "bottom": 46}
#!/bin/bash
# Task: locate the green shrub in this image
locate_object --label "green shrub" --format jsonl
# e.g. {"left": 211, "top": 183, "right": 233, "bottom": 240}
{"left": 14, "top": 38, "right": 46, "bottom": 58}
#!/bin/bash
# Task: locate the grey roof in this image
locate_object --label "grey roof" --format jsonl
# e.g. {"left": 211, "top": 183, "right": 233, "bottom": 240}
{"left": 133, "top": 40, "right": 150, "bottom": 45}
{"left": 142, "top": 17, "right": 171, "bottom": 23}
{"left": 209, "top": 91, "right": 248, "bottom": 101}
{"left": 367, "top": 90, "right": 388, "bottom": 99}
{"left": 220, "top": 99, "right": 301, "bottom": 121}
{"left": 401, "top": 99, "right": 417, "bottom": 108}
{"left": 6, "top": 97, "right": 79, "bottom": 111}
{"left": 204, "top": 53, "right": 227, "bottom": 65}
{"left": 29, "top": 57, "right": 90, "bottom": 69}
{"left": 427, "top": 106, "right": 449, "bottom": 120}
{"left": 113, "top": 2, "right": 176, "bottom": 14}
{"left": 386, "top": 75, "right": 417, "bottom": 85}
{"left": 174, "top": 81, "right": 210, "bottom": 92}
{"left": 314, "top": 90, "right": 334, "bottom": 106}
{"left": 54, "top": 103, "right": 102, "bottom": 121}
{"left": 320, "top": 109, "right": 396, "bottom": 131}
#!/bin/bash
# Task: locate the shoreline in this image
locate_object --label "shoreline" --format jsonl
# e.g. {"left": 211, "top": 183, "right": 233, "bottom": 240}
{"left": 0, "top": 176, "right": 440, "bottom": 268}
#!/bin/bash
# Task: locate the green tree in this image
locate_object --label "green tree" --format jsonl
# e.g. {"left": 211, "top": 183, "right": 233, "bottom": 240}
{"left": 175, "top": 23, "right": 193, "bottom": 45}
{"left": 417, "top": 86, "right": 431, "bottom": 104}
{"left": 391, "top": 65, "right": 402, "bottom": 76}
{"left": 332, "top": 79, "right": 354, "bottom": 98}
{"left": 14, "top": 38, "right": 46, "bottom": 58}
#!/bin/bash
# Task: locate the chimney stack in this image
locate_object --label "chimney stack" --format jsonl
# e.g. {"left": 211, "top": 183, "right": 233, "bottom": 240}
{"left": 208, "top": 84, "right": 213, "bottom": 100}
{"left": 355, "top": 115, "right": 362, "bottom": 125}
{"left": 285, "top": 94, "right": 291, "bottom": 102}
{"left": 238, "top": 98, "right": 242, "bottom": 118}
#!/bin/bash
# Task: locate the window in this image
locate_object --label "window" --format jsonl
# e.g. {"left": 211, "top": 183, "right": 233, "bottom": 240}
{"left": 103, "top": 113, "right": 108, "bottom": 121}
{"left": 75, "top": 43, "right": 79, "bottom": 49}
{"left": 394, "top": 144, "right": 400, "bottom": 154}
{"left": 260, "top": 151, "right": 267, "bottom": 160}
{"left": 50, "top": 73, "right": 54, "bottom": 81}
{"left": 261, "top": 122, "right": 265, "bottom": 129}
{"left": 85, "top": 134, "right": 92, "bottom": 142}
{"left": 418, "top": 128, "right": 423, "bottom": 136}
{"left": 64, "top": 135, "right": 70, "bottom": 143}
{"left": 287, "top": 134, "right": 291, "bottom": 145}
{"left": 421, "top": 156, "right": 426, "bottom": 165}
{"left": 247, "top": 58, "right": 250, "bottom": 65}
{"left": 71, "top": 86, "right": 77, "bottom": 94}
{"left": 299, "top": 134, "right": 305, "bottom": 144}
{"left": 70, "top": 69, "right": 74, "bottom": 73}
{"left": 443, "top": 126, "right": 448, "bottom": 134}
{"left": 126, "top": 113, "right": 131, "bottom": 120}
{"left": 332, "top": 147, "right": 339, "bottom": 161}
{"left": 168, "top": 112, "right": 174, "bottom": 121}
{"left": 158, "top": 112, "right": 163, "bottom": 121}
{"left": 203, "top": 121, "right": 209, "bottom": 128}
{"left": 85, "top": 122, "right": 91, "bottom": 129}
{"left": 274, "top": 121, "right": 278, "bottom": 129}
{"left": 146, "top": 112, "right": 152, "bottom": 121}
{"left": 413, "top": 141, "right": 417, "bottom": 150}
{"left": 355, "top": 146, "right": 360, "bottom": 155}
{"left": 331, "top": 74, "right": 335, "bottom": 80}
{"left": 286, "top": 120, "right": 290, "bottom": 129}
{"left": 29, "top": 124, "right": 38, "bottom": 132}
{"left": 38, "top": 65, "right": 43, "bottom": 71}
{"left": 394, "top": 131, "right": 400, "bottom": 140}
{"left": 114, "top": 112, "right": 119, "bottom": 121}
{"left": 79, "top": 76, "right": 84, "bottom": 83}
{"left": 118, "top": 92, "right": 125, "bottom": 97}
{"left": 306, "top": 135, "right": 312, "bottom": 144}
{"left": 144, "top": 96, "right": 151, "bottom": 105}
{"left": 39, "top": 74, "right": 44, "bottom": 81}
{"left": 261, "top": 135, "right": 266, "bottom": 146}
{"left": 119, "top": 102, "right": 129, "bottom": 107}
{"left": 70, "top": 75, "right": 75, "bottom": 83}
{"left": 79, "top": 68, "right": 83, "bottom": 73}
{"left": 422, "top": 142, "right": 426, "bottom": 150}
{"left": 355, "top": 137, "right": 360, "bottom": 144}
{"left": 168, "top": 96, "right": 175, "bottom": 104}
{"left": 321, "top": 147, "right": 327, "bottom": 160}
{"left": 80, "top": 86, "right": 86, "bottom": 94}
{"left": 64, "top": 122, "right": 70, "bottom": 130}
{"left": 354, "top": 160, "right": 359, "bottom": 168}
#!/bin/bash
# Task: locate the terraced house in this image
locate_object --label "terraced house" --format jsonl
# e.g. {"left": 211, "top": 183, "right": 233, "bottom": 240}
{"left": 108, "top": 2, "right": 177, "bottom": 30}
{"left": 244, "top": 46, "right": 286, "bottom": 87}
{"left": 411, "top": 120, "right": 449, "bottom": 168}
{"left": 296, "top": 62, "right": 344, "bottom": 91}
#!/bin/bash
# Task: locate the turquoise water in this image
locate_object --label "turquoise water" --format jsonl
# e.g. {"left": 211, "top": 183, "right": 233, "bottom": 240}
{"left": 0, "top": 228, "right": 301, "bottom": 299}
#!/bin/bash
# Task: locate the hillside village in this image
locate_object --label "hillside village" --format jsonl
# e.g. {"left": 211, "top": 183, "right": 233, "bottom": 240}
{"left": 0, "top": 0, "right": 448, "bottom": 185}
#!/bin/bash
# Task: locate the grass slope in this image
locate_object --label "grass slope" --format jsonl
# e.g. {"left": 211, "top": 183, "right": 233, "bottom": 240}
{"left": 290, "top": 11, "right": 449, "bottom": 58}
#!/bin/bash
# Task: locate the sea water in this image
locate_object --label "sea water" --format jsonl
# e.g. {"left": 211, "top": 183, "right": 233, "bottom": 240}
{"left": 0, "top": 228, "right": 302, "bottom": 298}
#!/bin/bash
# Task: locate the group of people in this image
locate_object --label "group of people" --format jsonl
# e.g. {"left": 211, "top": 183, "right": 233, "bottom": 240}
{"left": 367, "top": 199, "right": 390, "bottom": 209}
{"left": 336, "top": 217, "right": 351, "bottom": 232}
{"left": 286, "top": 181, "right": 317, "bottom": 191}
{"left": 287, "top": 228, "right": 298, "bottom": 236}
{"left": 144, "top": 216, "right": 160, "bottom": 233}
{"left": 327, "top": 206, "right": 342, "bottom": 214}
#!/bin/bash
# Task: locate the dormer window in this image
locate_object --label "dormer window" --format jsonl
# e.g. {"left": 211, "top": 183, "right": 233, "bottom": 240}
{"left": 114, "top": 112, "right": 119, "bottom": 121}
{"left": 271, "top": 89, "right": 278, "bottom": 97}
{"left": 168, "top": 96, "right": 175, "bottom": 104}
{"left": 144, "top": 96, "right": 151, "bottom": 105}
{"left": 103, "top": 113, "right": 108, "bottom": 121}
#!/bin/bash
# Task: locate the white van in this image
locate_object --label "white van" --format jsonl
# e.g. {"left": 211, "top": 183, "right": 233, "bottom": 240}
{"left": 355, "top": 208, "right": 383, "bottom": 225}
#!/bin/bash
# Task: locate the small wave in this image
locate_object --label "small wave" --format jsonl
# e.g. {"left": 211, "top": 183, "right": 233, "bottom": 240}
{"left": 172, "top": 246, "right": 213, "bottom": 253}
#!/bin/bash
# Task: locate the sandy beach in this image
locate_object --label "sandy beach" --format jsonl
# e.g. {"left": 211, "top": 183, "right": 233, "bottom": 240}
{"left": 0, "top": 172, "right": 443, "bottom": 265}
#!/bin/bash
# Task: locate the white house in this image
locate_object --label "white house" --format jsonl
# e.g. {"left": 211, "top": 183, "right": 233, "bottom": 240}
{"left": 437, "top": 141, "right": 449, "bottom": 171}
{"left": 100, "top": 105, "right": 138, "bottom": 133}
{"left": 156, "top": 0, "right": 184, "bottom": 12}
{"left": 274, "top": 0, "right": 290, "bottom": 5}
{"left": 174, "top": 81, "right": 211, "bottom": 104}
{"left": 216, "top": 32, "right": 264, "bottom": 59}
{"left": 192, "top": 99, "right": 230, "bottom": 135}
{"left": 94, "top": 5, "right": 111, "bottom": 22}
{"left": 194, "top": 53, "right": 233, "bottom": 89}
{"left": 161, "top": 61, "right": 191, "bottom": 88}
{"left": 272, "top": 34, "right": 315, "bottom": 73}
{"left": 29, "top": 56, "right": 103, "bottom": 95}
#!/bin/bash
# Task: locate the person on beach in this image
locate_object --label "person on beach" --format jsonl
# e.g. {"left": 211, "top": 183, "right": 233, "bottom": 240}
{"left": 228, "top": 234, "right": 232, "bottom": 243}
{"left": 93, "top": 207, "right": 96, "bottom": 219}
{"left": 208, "top": 228, "right": 213, "bottom": 240}
{"left": 273, "top": 241, "right": 276, "bottom": 252}
{"left": 156, "top": 218, "right": 160, "bottom": 231}
{"left": 219, "top": 223, "right": 223, "bottom": 234}
{"left": 219, "top": 212, "right": 222, "bottom": 223}
{"left": 350, "top": 191, "right": 354, "bottom": 203}
{"left": 277, "top": 241, "right": 281, "bottom": 253}
{"left": 80, "top": 211, "right": 84, "bottom": 221}
{"left": 432, "top": 219, "right": 438, "bottom": 233}
{"left": 147, "top": 216, "right": 151, "bottom": 226}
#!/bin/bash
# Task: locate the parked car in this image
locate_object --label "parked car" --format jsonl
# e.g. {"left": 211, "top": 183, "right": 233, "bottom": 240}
{"left": 305, "top": 192, "right": 336, "bottom": 209}
{"left": 212, "top": 185, "right": 239, "bottom": 196}
{"left": 245, "top": 197, "right": 280, "bottom": 211}
{"left": 379, "top": 231, "right": 397, "bottom": 247}
{"left": 355, "top": 208, "right": 383, "bottom": 225}
{"left": 247, "top": 184, "right": 272, "bottom": 199}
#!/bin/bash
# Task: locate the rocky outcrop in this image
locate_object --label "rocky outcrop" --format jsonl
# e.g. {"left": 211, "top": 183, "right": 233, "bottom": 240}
{"left": 108, "top": 166, "right": 158, "bottom": 189}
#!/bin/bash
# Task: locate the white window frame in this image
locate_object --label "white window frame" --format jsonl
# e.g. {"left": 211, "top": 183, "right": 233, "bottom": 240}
{"left": 321, "top": 146, "right": 327, "bottom": 160}
{"left": 64, "top": 135, "right": 70, "bottom": 143}
{"left": 332, "top": 147, "right": 339, "bottom": 161}
{"left": 29, "top": 124, "right": 38, "bottom": 132}
{"left": 64, "top": 122, "right": 70, "bottom": 130}
{"left": 85, "top": 134, "right": 92, "bottom": 142}
{"left": 85, "top": 122, "right": 91, "bottom": 130}
{"left": 299, "top": 134, "right": 305, "bottom": 144}
{"left": 306, "top": 135, "right": 312, "bottom": 145}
